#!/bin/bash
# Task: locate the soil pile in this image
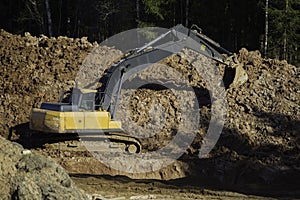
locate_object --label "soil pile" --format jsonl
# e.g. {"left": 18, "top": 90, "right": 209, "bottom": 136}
{"left": 0, "top": 29, "right": 91, "bottom": 137}
{"left": 225, "top": 48, "right": 299, "bottom": 161}
{"left": 186, "top": 49, "right": 300, "bottom": 192}
{"left": 0, "top": 29, "right": 123, "bottom": 139}
{"left": 0, "top": 136, "right": 88, "bottom": 199}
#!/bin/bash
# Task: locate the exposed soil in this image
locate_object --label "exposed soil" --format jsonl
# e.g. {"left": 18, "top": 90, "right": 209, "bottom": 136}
{"left": 71, "top": 174, "right": 277, "bottom": 200}
{"left": 0, "top": 29, "right": 299, "bottom": 199}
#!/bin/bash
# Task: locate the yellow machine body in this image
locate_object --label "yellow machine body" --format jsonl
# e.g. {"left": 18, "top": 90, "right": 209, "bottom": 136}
{"left": 30, "top": 108, "right": 122, "bottom": 133}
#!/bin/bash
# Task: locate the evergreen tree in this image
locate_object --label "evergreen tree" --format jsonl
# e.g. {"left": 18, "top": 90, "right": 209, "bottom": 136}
{"left": 0, "top": 0, "right": 298, "bottom": 65}
{"left": 139, "top": 0, "right": 176, "bottom": 27}
{"left": 268, "top": 0, "right": 300, "bottom": 65}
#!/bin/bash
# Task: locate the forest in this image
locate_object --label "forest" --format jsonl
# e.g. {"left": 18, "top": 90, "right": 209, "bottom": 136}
{"left": 0, "top": 0, "right": 299, "bottom": 65}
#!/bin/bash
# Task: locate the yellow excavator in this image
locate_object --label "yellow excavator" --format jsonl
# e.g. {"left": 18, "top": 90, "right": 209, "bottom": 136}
{"left": 30, "top": 24, "right": 244, "bottom": 153}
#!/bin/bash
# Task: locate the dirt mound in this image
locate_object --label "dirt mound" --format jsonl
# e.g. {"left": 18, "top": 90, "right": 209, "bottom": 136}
{"left": 0, "top": 30, "right": 123, "bottom": 139}
{"left": 0, "top": 30, "right": 88, "bottom": 137}
{"left": 0, "top": 136, "right": 88, "bottom": 199}
{"left": 187, "top": 48, "right": 300, "bottom": 191}
{"left": 224, "top": 48, "right": 299, "bottom": 162}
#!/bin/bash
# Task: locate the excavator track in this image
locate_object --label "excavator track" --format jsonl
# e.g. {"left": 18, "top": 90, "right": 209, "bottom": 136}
{"left": 79, "top": 132, "right": 142, "bottom": 154}
{"left": 16, "top": 130, "right": 141, "bottom": 154}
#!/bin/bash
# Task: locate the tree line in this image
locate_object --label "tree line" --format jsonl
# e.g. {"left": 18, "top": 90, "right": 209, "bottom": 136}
{"left": 0, "top": 0, "right": 299, "bottom": 65}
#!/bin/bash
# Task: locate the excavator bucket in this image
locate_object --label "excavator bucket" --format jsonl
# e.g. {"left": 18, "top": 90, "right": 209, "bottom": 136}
{"left": 231, "top": 64, "right": 248, "bottom": 87}
{"left": 223, "top": 55, "right": 248, "bottom": 89}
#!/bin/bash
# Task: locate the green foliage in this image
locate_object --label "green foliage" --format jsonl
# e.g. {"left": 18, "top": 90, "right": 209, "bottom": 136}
{"left": 268, "top": 0, "right": 300, "bottom": 65}
{"left": 0, "top": 0, "right": 298, "bottom": 65}
{"left": 137, "top": 20, "right": 155, "bottom": 28}
{"left": 96, "top": 0, "right": 119, "bottom": 21}
{"left": 142, "top": 0, "right": 164, "bottom": 20}
{"left": 142, "top": 0, "right": 176, "bottom": 20}
{"left": 136, "top": 20, "right": 158, "bottom": 41}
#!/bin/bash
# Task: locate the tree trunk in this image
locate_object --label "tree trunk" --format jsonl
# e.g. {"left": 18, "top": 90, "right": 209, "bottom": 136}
{"left": 58, "top": 0, "right": 62, "bottom": 35}
{"left": 283, "top": 0, "right": 288, "bottom": 60}
{"left": 173, "top": 2, "right": 176, "bottom": 26}
{"left": 185, "top": 0, "right": 189, "bottom": 27}
{"left": 45, "top": 0, "right": 53, "bottom": 37}
{"left": 136, "top": 0, "right": 141, "bottom": 44}
{"left": 264, "top": 0, "right": 269, "bottom": 58}
{"left": 73, "top": 0, "right": 80, "bottom": 37}
{"left": 136, "top": 0, "right": 140, "bottom": 22}
{"left": 180, "top": 0, "right": 183, "bottom": 24}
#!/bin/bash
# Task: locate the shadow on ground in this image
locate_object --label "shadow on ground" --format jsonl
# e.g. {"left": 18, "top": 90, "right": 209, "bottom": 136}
{"left": 9, "top": 122, "right": 79, "bottom": 149}
{"left": 178, "top": 110, "right": 300, "bottom": 198}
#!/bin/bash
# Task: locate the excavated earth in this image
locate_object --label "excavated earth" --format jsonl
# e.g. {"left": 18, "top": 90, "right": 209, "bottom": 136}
{"left": 0, "top": 29, "right": 299, "bottom": 199}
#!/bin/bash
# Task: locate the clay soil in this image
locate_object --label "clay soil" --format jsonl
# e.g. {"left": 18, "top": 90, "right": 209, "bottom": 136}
{"left": 0, "top": 29, "right": 299, "bottom": 199}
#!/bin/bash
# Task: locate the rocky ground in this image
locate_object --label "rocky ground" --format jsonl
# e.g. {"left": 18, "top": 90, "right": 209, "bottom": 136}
{"left": 0, "top": 136, "right": 88, "bottom": 200}
{"left": 0, "top": 29, "right": 299, "bottom": 199}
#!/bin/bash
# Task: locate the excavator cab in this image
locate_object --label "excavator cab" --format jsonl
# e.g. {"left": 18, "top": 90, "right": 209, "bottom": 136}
{"left": 30, "top": 88, "right": 122, "bottom": 134}
{"left": 38, "top": 88, "right": 98, "bottom": 112}
{"left": 67, "top": 88, "right": 97, "bottom": 111}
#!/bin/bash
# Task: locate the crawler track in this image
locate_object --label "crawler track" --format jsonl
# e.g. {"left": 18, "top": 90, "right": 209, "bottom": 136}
{"left": 16, "top": 131, "right": 141, "bottom": 153}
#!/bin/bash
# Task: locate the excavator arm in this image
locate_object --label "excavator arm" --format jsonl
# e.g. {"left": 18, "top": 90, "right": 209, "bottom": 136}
{"left": 97, "top": 24, "right": 231, "bottom": 117}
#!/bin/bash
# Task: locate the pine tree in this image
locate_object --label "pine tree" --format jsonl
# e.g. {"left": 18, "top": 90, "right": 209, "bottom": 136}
{"left": 139, "top": 0, "right": 176, "bottom": 27}
{"left": 268, "top": 0, "right": 300, "bottom": 65}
